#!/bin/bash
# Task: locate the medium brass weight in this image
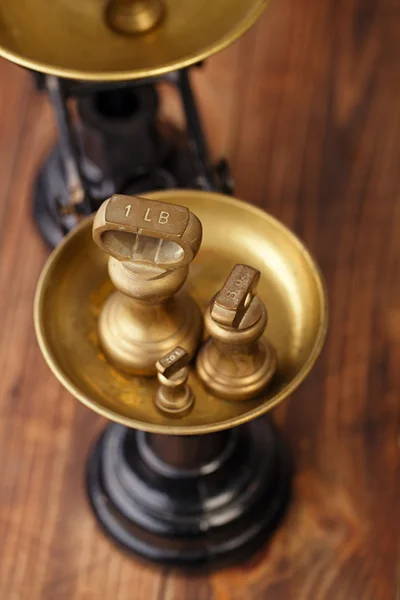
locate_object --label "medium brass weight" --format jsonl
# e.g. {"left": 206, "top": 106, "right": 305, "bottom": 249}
{"left": 197, "top": 264, "right": 277, "bottom": 401}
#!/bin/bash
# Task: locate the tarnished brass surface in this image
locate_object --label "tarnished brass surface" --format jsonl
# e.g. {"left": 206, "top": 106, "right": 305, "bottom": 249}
{"left": 92, "top": 194, "right": 203, "bottom": 376}
{"left": 0, "top": 0, "right": 268, "bottom": 81}
{"left": 34, "top": 189, "right": 328, "bottom": 435}
{"left": 155, "top": 347, "right": 194, "bottom": 416}
{"left": 196, "top": 264, "right": 277, "bottom": 401}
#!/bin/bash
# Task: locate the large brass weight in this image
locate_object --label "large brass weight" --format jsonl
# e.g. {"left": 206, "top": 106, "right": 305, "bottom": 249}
{"left": 92, "top": 194, "right": 203, "bottom": 376}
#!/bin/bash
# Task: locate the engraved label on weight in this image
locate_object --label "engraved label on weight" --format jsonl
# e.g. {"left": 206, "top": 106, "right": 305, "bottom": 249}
{"left": 234, "top": 272, "right": 249, "bottom": 288}
{"left": 164, "top": 347, "right": 185, "bottom": 364}
{"left": 218, "top": 265, "right": 259, "bottom": 309}
{"left": 212, "top": 265, "right": 261, "bottom": 327}
{"left": 225, "top": 290, "right": 237, "bottom": 300}
{"left": 158, "top": 347, "right": 188, "bottom": 378}
{"left": 142, "top": 208, "right": 170, "bottom": 225}
{"left": 158, "top": 211, "right": 170, "bottom": 225}
{"left": 105, "top": 196, "right": 190, "bottom": 236}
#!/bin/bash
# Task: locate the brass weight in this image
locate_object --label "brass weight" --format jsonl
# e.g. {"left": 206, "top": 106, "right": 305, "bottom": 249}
{"left": 196, "top": 264, "right": 277, "bottom": 401}
{"left": 155, "top": 347, "right": 194, "bottom": 416}
{"left": 92, "top": 194, "right": 203, "bottom": 376}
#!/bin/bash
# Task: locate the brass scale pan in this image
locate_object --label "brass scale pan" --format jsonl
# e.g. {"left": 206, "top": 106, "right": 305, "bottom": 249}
{"left": 34, "top": 190, "right": 328, "bottom": 435}
{"left": 0, "top": 0, "right": 268, "bottom": 80}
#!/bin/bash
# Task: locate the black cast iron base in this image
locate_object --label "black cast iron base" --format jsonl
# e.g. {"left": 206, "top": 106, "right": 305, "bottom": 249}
{"left": 86, "top": 419, "right": 292, "bottom": 569}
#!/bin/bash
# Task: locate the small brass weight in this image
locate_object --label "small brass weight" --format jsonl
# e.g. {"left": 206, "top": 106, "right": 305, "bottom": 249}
{"left": 35, "top": 189, "right": 327, "bottom": 568}
{"left": 155, "top": 347, "right": 194, "bottom": 415}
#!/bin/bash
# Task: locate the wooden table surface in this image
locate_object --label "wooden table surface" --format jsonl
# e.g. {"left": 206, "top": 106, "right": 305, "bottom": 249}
{"left": 0, "top": 0, "right": 399, "bottom": 598}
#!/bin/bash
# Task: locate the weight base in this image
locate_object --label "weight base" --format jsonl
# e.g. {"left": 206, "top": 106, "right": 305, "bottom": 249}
{"left": 86, "top": 420, "right": 292, "bottom": 569}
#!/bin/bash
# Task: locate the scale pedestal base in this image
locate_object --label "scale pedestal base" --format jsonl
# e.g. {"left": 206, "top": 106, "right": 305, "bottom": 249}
{"left": 86, "top": 419, "right": 292, "bottom": 568}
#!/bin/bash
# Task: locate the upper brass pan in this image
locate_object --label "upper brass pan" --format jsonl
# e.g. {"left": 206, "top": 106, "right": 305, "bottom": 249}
{"left": 0, "top": 0, "right": 267, "bottom": 81}
{"left": 34, "top": 190, "right": 328, "bottom": 435}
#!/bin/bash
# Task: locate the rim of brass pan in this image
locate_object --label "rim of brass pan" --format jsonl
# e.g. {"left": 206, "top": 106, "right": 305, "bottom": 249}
{"left": 34, "top": 190, "right": 328, "bottom": 435}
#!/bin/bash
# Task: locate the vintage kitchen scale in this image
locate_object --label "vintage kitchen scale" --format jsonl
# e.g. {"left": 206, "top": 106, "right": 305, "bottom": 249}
{"left": 0, "top": 0, "right": 328, "bottom": 568}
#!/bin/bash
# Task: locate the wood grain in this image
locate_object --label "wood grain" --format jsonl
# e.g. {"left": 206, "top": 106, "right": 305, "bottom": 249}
{"left": 1, "top": 0, "right": 400, "bottom": 597}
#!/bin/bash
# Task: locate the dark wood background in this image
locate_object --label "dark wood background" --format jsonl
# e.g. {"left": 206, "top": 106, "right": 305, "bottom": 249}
{"left": 0, "top": 0, "right": 399, "bottom": 597}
